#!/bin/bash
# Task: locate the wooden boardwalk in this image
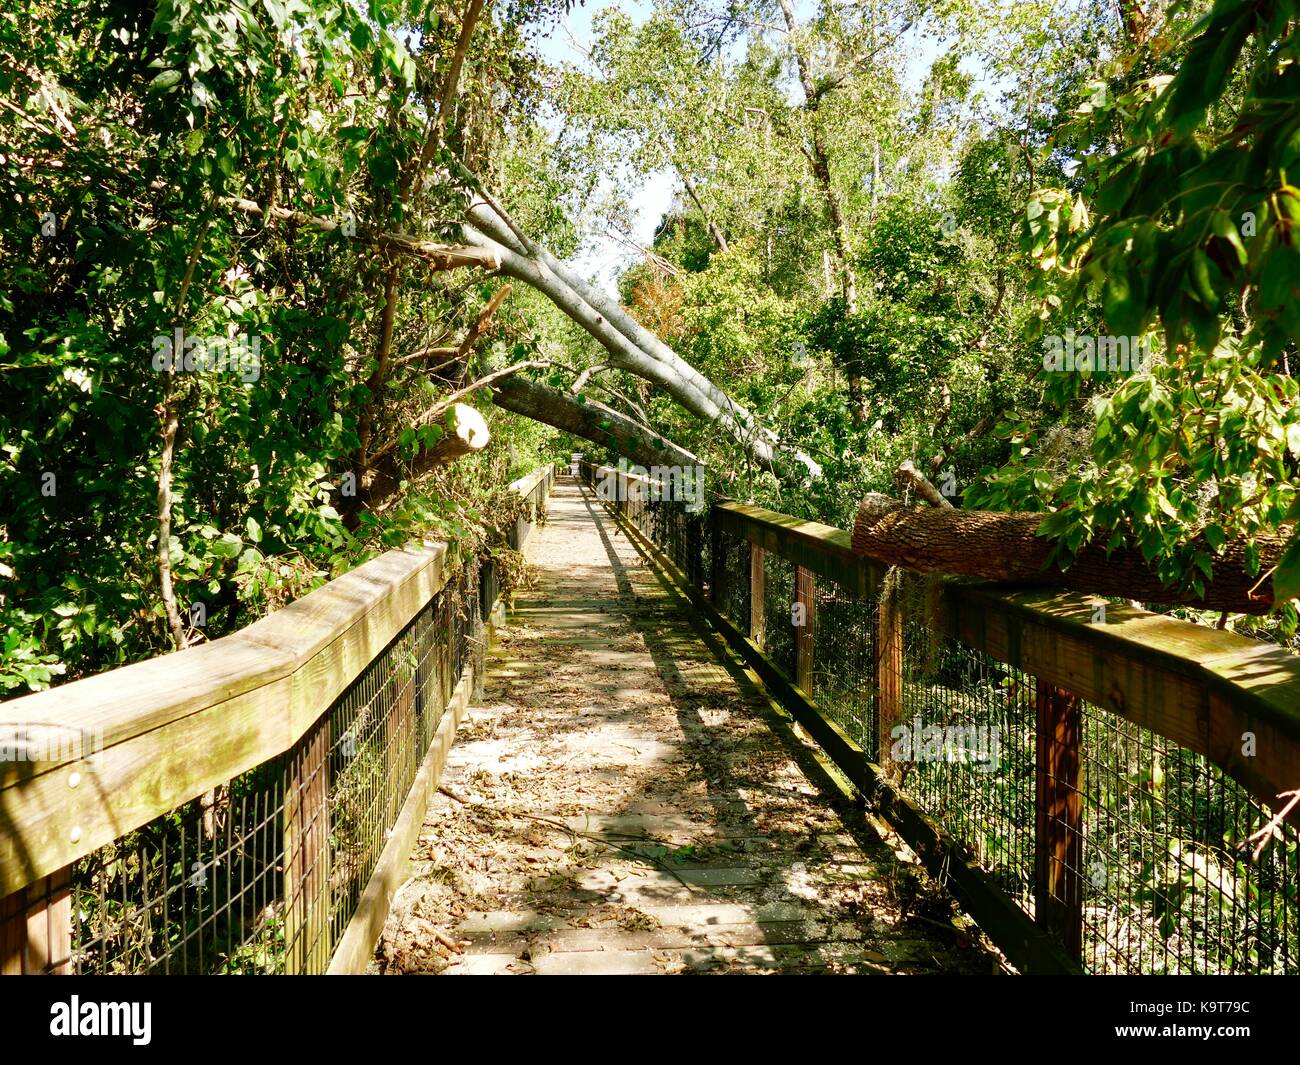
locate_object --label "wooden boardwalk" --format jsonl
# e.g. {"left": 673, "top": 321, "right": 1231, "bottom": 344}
{"left": 374, "top": 480, "right": 998, "bottom": 974}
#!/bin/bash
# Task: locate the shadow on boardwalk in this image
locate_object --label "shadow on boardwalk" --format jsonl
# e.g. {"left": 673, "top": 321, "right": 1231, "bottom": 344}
{"left": 374, "top": 480, "right": 1001, "bottom": 974}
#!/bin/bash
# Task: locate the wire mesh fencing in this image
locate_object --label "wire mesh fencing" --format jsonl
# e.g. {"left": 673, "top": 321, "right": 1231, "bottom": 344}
{"left": 42, "top": 564, "right": 482, "bottom": 975}
{"left": 589, "top": 468, "right": 1299, "bottom": 975}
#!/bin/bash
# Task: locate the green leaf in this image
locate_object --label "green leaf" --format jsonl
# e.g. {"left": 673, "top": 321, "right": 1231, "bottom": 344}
{"left": 147, "top": 70, "right": 183, "bottom": 93}
{"left": 1274, "top": 534, "right": 1300, "bottom": 603}
{"left": 211, "top": 534, "right": 243, "bottom": 560}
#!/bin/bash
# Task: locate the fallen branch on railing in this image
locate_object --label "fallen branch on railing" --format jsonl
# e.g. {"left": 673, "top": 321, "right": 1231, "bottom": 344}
{"left": 1248, "top": 789, "right": 1300, "bottom": 858}
{"left": 852, "top": 499, "right": 1289, "bottom": 615}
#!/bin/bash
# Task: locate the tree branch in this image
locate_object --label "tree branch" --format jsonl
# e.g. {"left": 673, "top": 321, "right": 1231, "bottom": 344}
{"left": 220, "top": 196, "right": 502, "bottom": 270}
{"left": 491, "top": 376, "right": 700, "bottom": 470}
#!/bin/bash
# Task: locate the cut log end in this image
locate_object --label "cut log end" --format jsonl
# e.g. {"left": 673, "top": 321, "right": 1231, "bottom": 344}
{"left": 426, "top": 402, "right": 490, "bottom": 463}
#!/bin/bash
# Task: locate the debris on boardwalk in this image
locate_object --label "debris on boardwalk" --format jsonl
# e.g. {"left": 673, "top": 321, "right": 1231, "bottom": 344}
{"left": 374, "top": 482, "right": 1000, "bottom": 975}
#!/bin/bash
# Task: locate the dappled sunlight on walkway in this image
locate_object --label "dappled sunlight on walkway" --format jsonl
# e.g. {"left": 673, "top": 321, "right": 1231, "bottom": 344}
{"left": 375, "top": 480, "right": 998, "bottom": 974}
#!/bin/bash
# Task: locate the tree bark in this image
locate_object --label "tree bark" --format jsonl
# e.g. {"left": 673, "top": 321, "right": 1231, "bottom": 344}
{"left": 852, "top": 499, "right": 1287, "bottom": 614}
{"left": 491, "top": 376, "right": 700, "bottom": 470}
{"left": 1118, "top": 0, "right": 1150, "bottom": 44}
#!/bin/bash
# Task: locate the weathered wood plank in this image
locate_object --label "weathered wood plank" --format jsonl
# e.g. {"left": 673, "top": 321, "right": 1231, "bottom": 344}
{"left": 875, "top": 585, "right": 903, "bottom": 775}
{"left": 284, "top": 723, "right": 331, "bottom": 975}
{"left": 0, "top": 543, "right": 451, "bottom": 897}
{"left": 0, "top": 866, "right": 70, "bottom": 975}
{"left": 1034, "top": 682, "right": 1083, "bottom": 960}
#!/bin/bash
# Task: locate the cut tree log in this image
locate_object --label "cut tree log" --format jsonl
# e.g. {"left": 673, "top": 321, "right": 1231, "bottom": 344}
{"left": 491, "top": 376, "right": 700, "bottom": 470}
{"left": 852, "top": 498, "right": 1288, "bottom": 615}
{"left": 363, "top": 403, "right": 490, "bottom": 512}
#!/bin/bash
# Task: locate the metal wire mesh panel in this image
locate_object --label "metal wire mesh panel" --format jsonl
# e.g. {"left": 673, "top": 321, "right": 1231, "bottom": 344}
{"left": 63, "top": 567, "right": 479, "bottom": 974}
{"left": 713, "top": 529, "right": 751, "bottom": 635}
{"left": 1077, "top": 706, "right": 1298, "bottom": 974}
{"left": 810, "top": 583, "right": 876, "bottom": 755}
{"left": 894, "top": 618, "right": 1037, "bottom": 913}
{"left": 68, "top": 762, "right": 288, "bottom": 974}
{"left": 646, "top": 499, "right": 707, "bottom": 589}
{"left": 760, "top": 551, "right": 796, "bottom": 680}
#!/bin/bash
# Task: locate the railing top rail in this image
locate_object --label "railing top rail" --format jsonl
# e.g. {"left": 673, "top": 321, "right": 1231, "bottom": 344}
{"left": 0, "top": 465, "right": 555, "bottom": 897}
{"left": 509, "top": 463, "right": 553, "bottom": 498}
{"left": 713, "top": 500, "right": 884, "bottom": 597}
{"left": 0, "top": 541, "right": 451, "bottom": 896}
{"left": 621, "top": 467, "right": 1300, "bottom": 816}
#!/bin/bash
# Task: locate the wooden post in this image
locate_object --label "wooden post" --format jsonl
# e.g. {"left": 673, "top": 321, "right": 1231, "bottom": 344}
{"left": 749, "top": 543, "right": 766, "bottom": 648}
{"left": 471, "top": 572, "right": 487, "bottom": 702}
{"left": 284, "top": 723, "right": 331, "bottom": 974}
{"left": 1035, "top": 682, "right": 1083, "bottom": 960}
{"left": 794, "top": 565, "right": 815, "bottom": 695}
{"left": 1, "top": 865, "right": 72, "bottom": 974}
{"left": 709, "top": 515, "right": 726, "bottom": 608}
{"left": 686, "top": 516, "right": 703, "bottom": 589}
{"left": 875, "top": 586, "right": 903, "bottom": 776}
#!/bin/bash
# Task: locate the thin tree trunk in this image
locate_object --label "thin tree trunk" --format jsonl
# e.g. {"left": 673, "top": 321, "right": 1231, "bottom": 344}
{"left": 221, "top": 196, "right": 500, "bottom": 269}
{"left": 491, "top": 376, "right": 700, "bottom": 470}
{"left": 775, "top": 0, "right": 857, "bottom": 314}
{"left": 358, "top": 0, "right": 490, "bottom": 493}
{"left": 157, "top": 221, "right": 209, "bottom": 650}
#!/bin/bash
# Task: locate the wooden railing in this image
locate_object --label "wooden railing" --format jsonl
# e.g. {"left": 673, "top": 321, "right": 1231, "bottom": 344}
{"left": 581, "top": 461, "right": 1300, "bottom": 974}
{"left": 0, "top": 464, "right": 556, "bottom": 974}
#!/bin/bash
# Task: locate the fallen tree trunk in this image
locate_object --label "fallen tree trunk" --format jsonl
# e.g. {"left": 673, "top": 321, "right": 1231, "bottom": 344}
{"left": 462, "top": 198, "right": 820, "bottom": 481}
{"left": 491, "top": 376, "right": 700, "bottom": 470}
{"left": 221, "top": 189, "right": 818, "bottom": 482}
{"left": 852, "top": 497, "right": 1287, "bottom": 615}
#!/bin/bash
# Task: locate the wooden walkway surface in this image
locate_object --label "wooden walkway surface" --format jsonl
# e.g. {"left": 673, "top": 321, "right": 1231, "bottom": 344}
{"left": 374, "top": 479, "right": 998, "bottom": 974}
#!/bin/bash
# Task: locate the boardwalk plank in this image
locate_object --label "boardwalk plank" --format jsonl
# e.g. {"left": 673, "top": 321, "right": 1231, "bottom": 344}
{"left": 372, "top": 480, "right": 998, "bottom": 975}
